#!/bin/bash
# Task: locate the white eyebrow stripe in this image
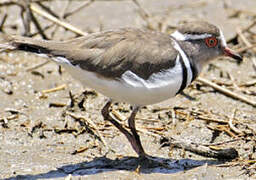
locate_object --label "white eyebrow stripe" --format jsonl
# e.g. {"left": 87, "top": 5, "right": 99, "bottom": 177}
{"left": 171, "top": 31, "right": 186, "bottom": 41}
{"left": 171, "top": 30, "right": 212, "bottom": 41}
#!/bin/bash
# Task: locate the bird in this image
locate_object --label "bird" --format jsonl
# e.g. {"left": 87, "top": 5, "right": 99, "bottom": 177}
{"left": 0, "top": 21, "right": 242, "bottom": 158}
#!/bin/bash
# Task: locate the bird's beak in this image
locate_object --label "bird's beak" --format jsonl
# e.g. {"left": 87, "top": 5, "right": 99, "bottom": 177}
{"left": 223, "top": 47, "right": 243, "bottom": 64}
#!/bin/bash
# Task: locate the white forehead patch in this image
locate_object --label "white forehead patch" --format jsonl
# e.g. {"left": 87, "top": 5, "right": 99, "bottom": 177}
{"left": 171, "top": 30, "right": 212, "bottom": 41}
{"left": 218, "top": 28, "right": 227, "bottom": 47}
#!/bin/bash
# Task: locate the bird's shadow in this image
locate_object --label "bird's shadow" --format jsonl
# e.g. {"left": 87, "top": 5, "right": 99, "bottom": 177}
{"left": 7, "top": 155, "right": 228, "bottom": 179}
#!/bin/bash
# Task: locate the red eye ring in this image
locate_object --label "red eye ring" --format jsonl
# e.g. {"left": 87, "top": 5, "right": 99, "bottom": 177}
{"left": 205, "top": 37, "right": 218, "bottom": 48}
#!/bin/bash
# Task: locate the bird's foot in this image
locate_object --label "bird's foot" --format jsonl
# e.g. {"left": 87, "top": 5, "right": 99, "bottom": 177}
{"left": 136, "top": 154, "right": 172, "bottom": 170}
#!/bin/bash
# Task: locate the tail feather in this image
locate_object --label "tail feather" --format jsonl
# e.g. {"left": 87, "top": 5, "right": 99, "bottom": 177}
{"left": 0, "top": 34, "right": 17, "bottom": 52}
{"left": 13, "top": 42, "right": 51, "bottom": 54}
{"left": 0, "top": 34, "right": 54, "bottom": 54}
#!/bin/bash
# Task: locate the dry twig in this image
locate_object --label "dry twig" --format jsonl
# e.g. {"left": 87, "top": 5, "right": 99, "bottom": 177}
{"left": 63, "top": 0, "right": 94, "bottom": 19}
{"left": 228, "top": 109, "right": 243, "bottom": 135}
{"left": 236, "top": 44, "right": 256, "bottom": 53}
{"left": 197, "top": 77, "right": 256, "bottom": 107}
{"left": 0, "top": 13, "right": 8, "bottom": 32}
{"left": 28, "top": 5, "right": 49, "bottom": 39}
{"left": 66, "top": 112, "right": 110, "bottom": 153}
{"left": 161, "top": 137, "right": 238, "bottom": 159}
{"left": 236, "top": 27, "right": 256, "bottom": 70}
{"left": 42, "top": 84, "right": 66, "bottom": 94}
{"left": 30, "top": 4, "right": 88, "bottom": 36}
{"left": 227, "top": 20, "right": 256, "bottom": 43}
{"left": 26, "top": 60, "right": 50, "bottom": 71}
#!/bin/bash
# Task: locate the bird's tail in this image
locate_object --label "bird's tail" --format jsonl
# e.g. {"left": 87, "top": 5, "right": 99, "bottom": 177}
{"left": 0, "top": 34, "right": 52, "bottom": 54}
{"left": 0, "top": 34, "right": 17, "bottom": 52}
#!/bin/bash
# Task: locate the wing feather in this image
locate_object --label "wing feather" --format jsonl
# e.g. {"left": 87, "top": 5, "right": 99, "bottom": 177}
{"left": 60, "top": 28, "right": 178, "bottom": 79}
{"left": 7, "top": 28, "right": 178, "bottom": 79}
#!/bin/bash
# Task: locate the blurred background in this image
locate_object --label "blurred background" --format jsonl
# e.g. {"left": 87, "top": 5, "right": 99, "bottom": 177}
{"left": 1, "top": 0, "right": 255, "bottom": 40}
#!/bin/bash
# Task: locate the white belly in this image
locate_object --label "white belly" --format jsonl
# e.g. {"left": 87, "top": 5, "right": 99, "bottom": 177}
{"left": 54, "top": 56, "right": 183, "bottom": 106}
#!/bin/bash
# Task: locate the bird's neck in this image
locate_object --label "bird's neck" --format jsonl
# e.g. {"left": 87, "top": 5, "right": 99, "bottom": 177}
{"left": 178, "top": 41, "right": 214, "bottom": 75}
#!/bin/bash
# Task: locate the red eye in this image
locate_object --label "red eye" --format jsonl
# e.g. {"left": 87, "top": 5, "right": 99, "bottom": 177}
{"left": 205, "top": 37, "right": 218, "bottom": 47}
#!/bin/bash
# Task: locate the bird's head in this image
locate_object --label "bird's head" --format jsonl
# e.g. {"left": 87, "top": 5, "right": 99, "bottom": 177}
{"left": 171, "top": 21, "right": 242, "bottom": 70}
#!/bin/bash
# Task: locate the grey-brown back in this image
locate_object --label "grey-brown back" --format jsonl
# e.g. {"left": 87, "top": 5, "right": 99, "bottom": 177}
{"left": 5, "top": 28, "right": 179, "bottom": 80}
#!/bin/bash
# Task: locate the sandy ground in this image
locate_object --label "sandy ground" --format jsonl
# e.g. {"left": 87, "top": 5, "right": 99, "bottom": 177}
{"left": 0, "top": 0, "right": 256, "bottom": 179}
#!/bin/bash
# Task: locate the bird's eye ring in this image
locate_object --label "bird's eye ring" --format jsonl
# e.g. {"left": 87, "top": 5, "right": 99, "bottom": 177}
{"left": 205, "top": 37, "right": 218, "bottom": 48}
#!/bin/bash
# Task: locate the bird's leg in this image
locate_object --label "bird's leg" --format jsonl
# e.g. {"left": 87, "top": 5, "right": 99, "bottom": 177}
{"left": 101, "top": 101, "right": 146, "bottom": 157}
{"left": 101, "top": 100, "right": 132, "bottom": 137}
{"left": 101, "top": 101, "right": 144, "bottom": 156}
{"left": 128, "top": 106, "right": 146, "bottom": 157}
